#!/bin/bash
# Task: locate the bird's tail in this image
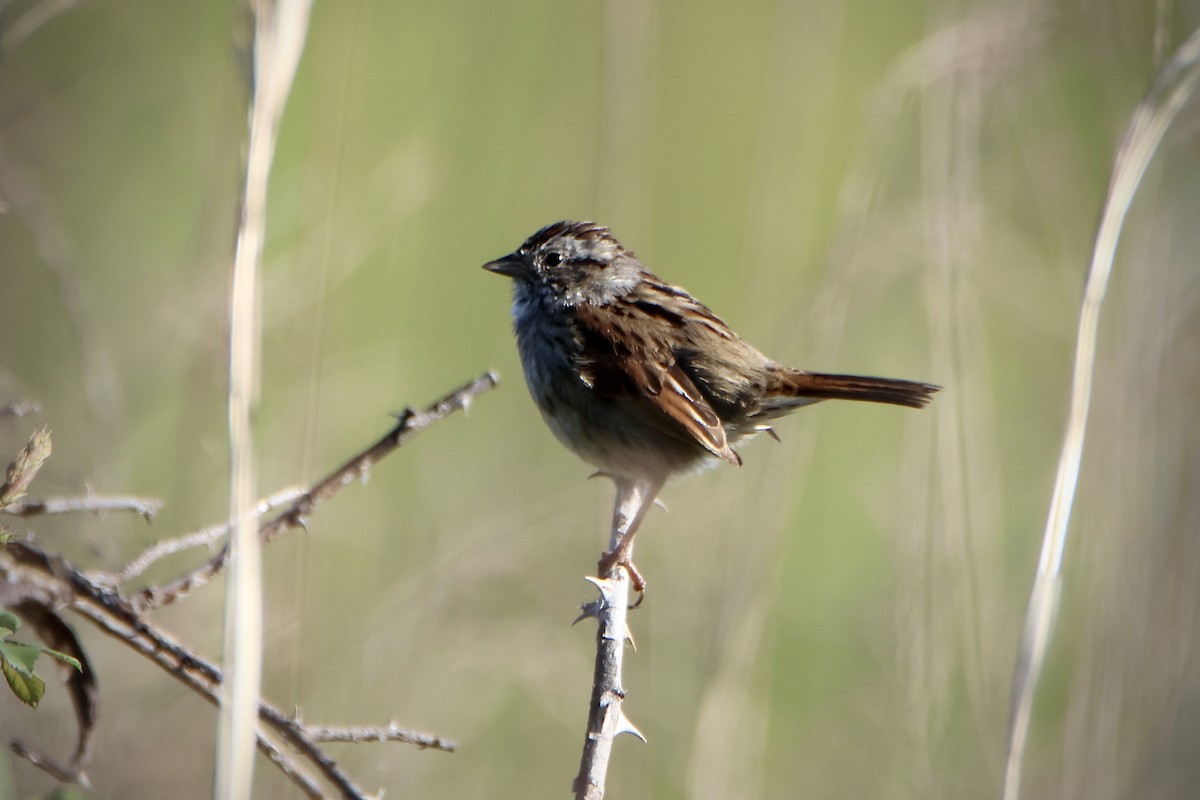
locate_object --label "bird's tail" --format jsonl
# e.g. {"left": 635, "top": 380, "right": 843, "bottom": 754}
{"left": 767, "top": 369, "right": 940, "bottom": 410}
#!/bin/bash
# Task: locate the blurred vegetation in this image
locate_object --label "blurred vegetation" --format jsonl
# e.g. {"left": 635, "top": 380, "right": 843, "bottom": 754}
{"left": 2, "top": 0, "right": 1199, "bottom": 798}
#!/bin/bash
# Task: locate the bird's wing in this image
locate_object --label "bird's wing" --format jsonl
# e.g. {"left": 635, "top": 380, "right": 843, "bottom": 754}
{"left": 574, "top": 292, "right": 742, "bottom": 467}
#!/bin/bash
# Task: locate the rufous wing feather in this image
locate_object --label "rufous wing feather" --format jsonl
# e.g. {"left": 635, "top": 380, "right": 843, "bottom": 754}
{"left": 575, "top": 301, "right": 742, "bottom": 466}
{"left": 626, "top": 360, "right": 741, "bottom": 466}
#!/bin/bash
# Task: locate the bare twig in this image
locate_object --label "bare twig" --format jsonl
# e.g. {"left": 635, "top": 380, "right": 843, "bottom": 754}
{"left": 9, "top": 740, "right": 88, "bottom": 787}
{"left": 134, "top": 371, "right": 500, "bottom": 612}
{"left": 1, "top": 538, "right": 420, "bottom": 799}
{"left": 1, "top": 539, "right": 326, "bottom": 797}
{"left": 257, "top": 705, "right": 382, "bottom": 799}
{"left": 3, "top": 495, "right": 162, "bottom": 520}
{"left": 304, "top": 721, "right": 457, "bottom": 751}
{"left": 1, "top": 373, "right": 496, "bottom": 796}
{"left": 101, "top": 487, "right": 305, "bottom": 584}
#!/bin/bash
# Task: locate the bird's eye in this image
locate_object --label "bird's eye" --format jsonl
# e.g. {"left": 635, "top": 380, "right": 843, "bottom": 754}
{"left": 544, "top": 252, "right": 563, "bottom": 267}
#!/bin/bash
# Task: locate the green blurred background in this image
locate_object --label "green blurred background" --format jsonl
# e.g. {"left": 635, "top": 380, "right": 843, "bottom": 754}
{"left": 3, "top": 1, "right": 1200, "bottom": 797}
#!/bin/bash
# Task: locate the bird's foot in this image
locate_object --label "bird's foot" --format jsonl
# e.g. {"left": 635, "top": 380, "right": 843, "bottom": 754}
{"left": 597, "top": 548, "right": 646, "bottom": 603}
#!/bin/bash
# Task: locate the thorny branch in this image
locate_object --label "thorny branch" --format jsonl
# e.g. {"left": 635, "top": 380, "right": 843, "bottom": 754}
{"left": 1, "top": 372, "right": 496, "bottom": 797}
{"left": 573, "top": 477, "right": 654, "bottom": 799}
{"left": 305, "top": 721, "right": 457, "bottom": 750}
{"left": 572, "top": 568, "right": 644, "bottom": 800}
{"left": 3, "top": 540, "right": 329, "bottom": 796}
{"left": 135, "top": 371, "right": 500, "bottom": 612}
{"left": 104, "top": 487, "right": 306, "bottom": 584}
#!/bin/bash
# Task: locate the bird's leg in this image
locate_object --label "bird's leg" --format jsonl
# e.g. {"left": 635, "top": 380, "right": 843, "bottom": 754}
{"left": 598, "top": 477, "right": 664, "bottom": 593}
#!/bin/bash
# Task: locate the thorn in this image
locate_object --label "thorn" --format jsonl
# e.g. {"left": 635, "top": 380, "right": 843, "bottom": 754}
{"left": 615, "top": 712, "right": 647, "bottom": 742}
{"left": 626, "top": 626, "right": 637, "bottom": 651}
{"left": 587, "top": 470, "right": 616, "bottom": 483}
{"left": 573, "top": 600, "right": 602, "bottom": 625}
{"left": 652, "top": 498, "right": 668, "bottom": 512}
{"left": 584, "top": 575, "right": 620, "bottom": 605}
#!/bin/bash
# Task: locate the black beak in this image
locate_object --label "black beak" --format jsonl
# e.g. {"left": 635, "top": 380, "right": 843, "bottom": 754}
{"left": 482, "top": 252, "right": 529, "bottom": 279}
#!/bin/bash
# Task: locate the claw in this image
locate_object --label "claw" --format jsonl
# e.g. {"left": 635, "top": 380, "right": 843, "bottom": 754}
{"left": 597, "top": 551, "right": 647, "bottom": 594}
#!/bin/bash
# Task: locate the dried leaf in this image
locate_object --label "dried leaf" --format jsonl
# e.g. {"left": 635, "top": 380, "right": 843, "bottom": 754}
{"left": 0, "top": 427, "right": 52, "bottom": 508}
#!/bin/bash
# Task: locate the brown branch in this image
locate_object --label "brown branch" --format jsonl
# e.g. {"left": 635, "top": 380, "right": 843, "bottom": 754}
{"left": 134, "top": 370, "right": 500, "bottom": 612}
{"left": 3, "top": 538, "right": 388, "bottom": 799}
{"left": 3, "top": 494, "right": 163, "bottom": 520}
{"left": 9, "top": 740, "right": 88, "bottom": 787}
{"left": 66, "top": 581, "right": 330, "bottom": 798}
{"left": 0, "top": 373, "right": 496, "bottom": 796}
